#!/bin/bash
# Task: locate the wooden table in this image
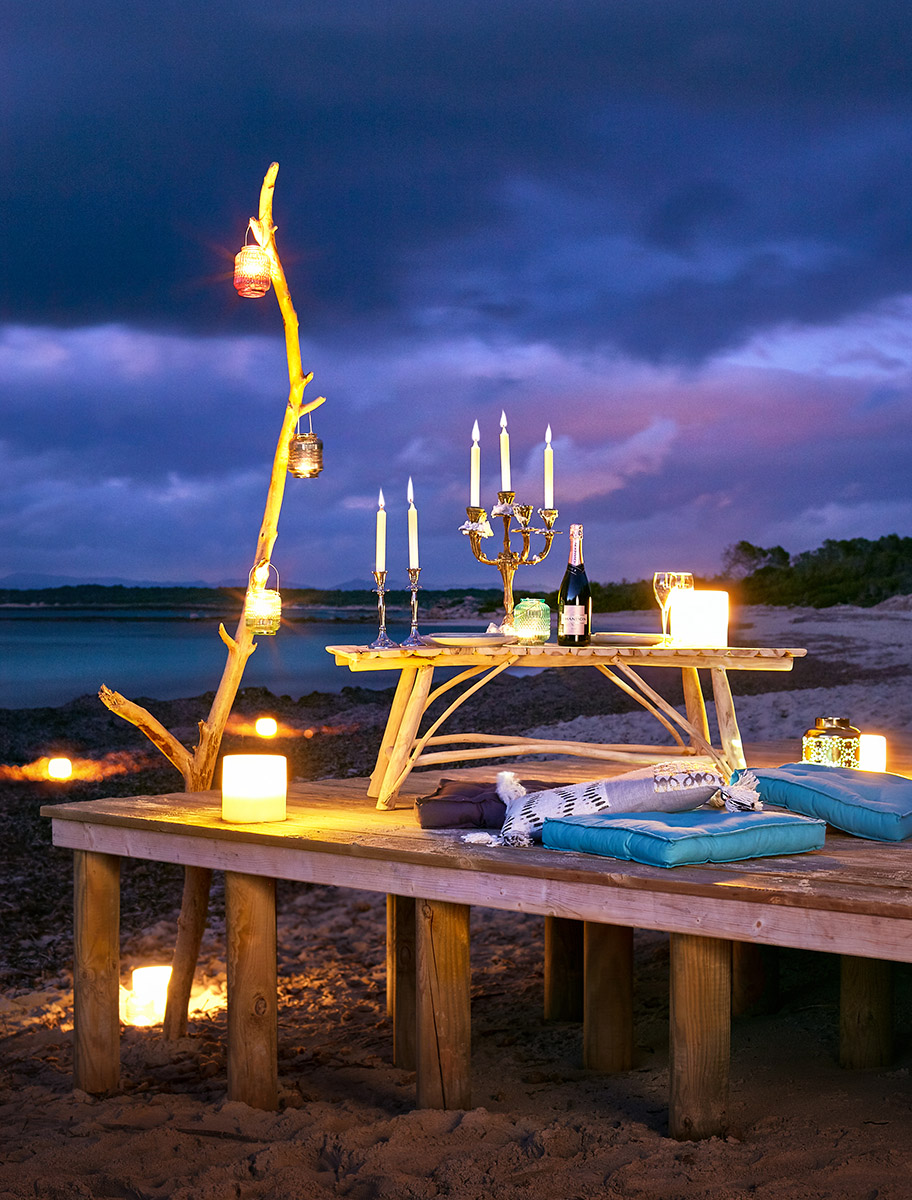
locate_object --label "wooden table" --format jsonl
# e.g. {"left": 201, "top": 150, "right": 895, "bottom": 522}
{"left": 326, "top": 642, "right": 807, "bottom": 808}
{"left": 43, "top": 762, "right": 912, "bottom": 1139}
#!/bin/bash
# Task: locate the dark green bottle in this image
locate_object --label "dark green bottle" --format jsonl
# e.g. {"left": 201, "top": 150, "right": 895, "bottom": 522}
{"left": 557, "top": 524, "right": 592, "bottom": 646}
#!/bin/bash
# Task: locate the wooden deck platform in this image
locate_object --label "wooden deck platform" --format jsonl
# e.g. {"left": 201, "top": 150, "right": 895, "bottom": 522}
{"left": 42, "top": 739, "right": 912, "bottom": 1139}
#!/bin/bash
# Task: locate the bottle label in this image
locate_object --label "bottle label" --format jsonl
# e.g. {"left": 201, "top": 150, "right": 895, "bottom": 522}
{"left": 559, "top": 605, "right": 587, "bottom": 635}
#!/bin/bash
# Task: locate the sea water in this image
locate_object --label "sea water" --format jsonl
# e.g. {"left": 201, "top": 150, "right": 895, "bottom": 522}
{"left": 0, "top": 608, "right": 416, "bottom": 709}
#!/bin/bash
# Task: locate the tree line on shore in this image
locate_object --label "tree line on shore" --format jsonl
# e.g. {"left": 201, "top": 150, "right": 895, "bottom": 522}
{"left": 2, "top": 535, "right": 911, "bottom": 613}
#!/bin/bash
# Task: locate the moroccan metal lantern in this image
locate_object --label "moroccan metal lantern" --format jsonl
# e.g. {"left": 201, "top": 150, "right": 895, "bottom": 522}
{"left": 288, "top": 415, "right": 323, "bottom": 478}
{"left": 233, "top": 223, "right": 272, "bottom": 298}
{"left": 245, "top": 562, "right": 282, "bottom": 635}
{"left": 802, "top": 716, "right": 861, "bottom": 768}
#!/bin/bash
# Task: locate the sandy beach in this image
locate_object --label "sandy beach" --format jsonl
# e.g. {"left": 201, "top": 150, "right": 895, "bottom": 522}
{"left": 2, "top": 603, "right": 911, "bottom": 1199}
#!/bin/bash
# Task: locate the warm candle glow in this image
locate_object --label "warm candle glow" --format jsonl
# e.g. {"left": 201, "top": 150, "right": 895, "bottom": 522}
{"left": 470, "top": 420, "right": 481, "bottom": 507}
{"left": 499, "top": 411, "right": 511, "bottom": 491}
{"left": 376, "top": 489, "right": 387, "bottom": 572}
{"left": 221, "top": 754, "right": 287, "bottom": 823}
{"left": 124, "top": 965, "right": 173, "bottom": 1026}
{"left": 669, "top": 590, "right": 729, "bottom": 646}
{"left": 544, "top": 424, "right": 553, "bottom": 509}
{"left": 407, "top": 477, "right": 419, "bottom": 568}
{"left": 46, "top": 757, "right": 73, "bottom": 780}
{"left": 859, "top": 734, "right": 887, "bottom": 772}
{"left": 255, "top": 717, "right": 278, "bottom": 738}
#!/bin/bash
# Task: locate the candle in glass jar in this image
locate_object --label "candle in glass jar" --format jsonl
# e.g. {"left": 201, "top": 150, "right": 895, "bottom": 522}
{"left": 544, "top": 425, "right": 553, "bottom": 509}
{"left": 499, "top": 410, "right": 511, "bottom": 491}
{"left": 407, "top": 477, "right": 419, "bottom": 568}
{"left": 470, "top": 420, "right": 480, "bottom": 507}
{"left": 375, "top": 489, "right": 386, "bottom": 573}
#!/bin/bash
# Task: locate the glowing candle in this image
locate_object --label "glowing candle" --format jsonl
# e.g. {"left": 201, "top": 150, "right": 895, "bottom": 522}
{"left": 544, "top": 424, "right": 554, "bottom": 509}
{"left": 470, "top": 421, "right": 481, "bottom": 507}
{"left": 499, "top": 410, "right": 511, "bottom": 491}
{"left": 669, "top": 590, "right": 729, "bottom": 647}
{"left": 375, "top": 489, "right": 387, "bottom": 573}
{"left": 221, "top": 754, "right": 287, "bottom": 823}
{"left": 255, "top": 717, "right": 278, "bottom": 738}
{"left": 859, "top": 734, "right": 887, "bottom": 772}
{"left": 407, "top": 477, "right": 419, "bottom": 569}
{"left": 125, "top": 966, "right": 172, "bottom": 1026}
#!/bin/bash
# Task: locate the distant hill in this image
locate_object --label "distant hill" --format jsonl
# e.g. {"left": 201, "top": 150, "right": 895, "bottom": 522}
{"left": 0, "top": 573, "right": 214, "bottom": 589}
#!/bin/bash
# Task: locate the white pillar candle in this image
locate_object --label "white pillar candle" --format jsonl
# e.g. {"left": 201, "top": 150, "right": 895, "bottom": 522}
{"left": 125, "top": 965, "right": 172, "bottom": 1026}
{"left": 499, "top": 410, "right": 511, "bottom": 491}
{"left": 470, "top": 420, "right": 481, "bottom": 507}
{"left": 544, "top": 424, "right": 554, "bottom": 509}
{"left": 375, "top": 489, "right": 386, "bottom": 572}
{"left": 669, "top": 589, "right": 729, "bottom": 647}
{"left": 859, "top": 734, "right": 887, "bottom": 772}
{"left": 407, "top": 477, "right": 419, "bottom": 568}
{"left": 221, "top": 754, "right": 287, "bottom": 823}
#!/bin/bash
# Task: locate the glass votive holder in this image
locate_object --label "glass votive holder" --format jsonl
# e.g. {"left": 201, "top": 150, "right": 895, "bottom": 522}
{"left": 221, "top": 754, "right": 287, "bottom": 823}
{"left": 513, "top": 598, "right": 551, "bottom": 644}
{"left": 802, "top": 717, "right": 861, "bottom": 768}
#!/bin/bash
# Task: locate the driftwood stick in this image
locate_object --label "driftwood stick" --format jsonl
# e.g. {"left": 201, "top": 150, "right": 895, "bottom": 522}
{"left": 99, "top": 163, "right": 326, "bottom": 1038}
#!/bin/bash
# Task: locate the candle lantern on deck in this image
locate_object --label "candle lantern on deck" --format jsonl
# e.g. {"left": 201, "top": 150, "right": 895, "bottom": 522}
{"left": 513, "top": 598, "right": 551, "bottom": 644}
{"left": 245, "top": 561, "right": 282, "bottom": 636}
{"left": 287, "top": 414, "right": 323, "bottom": 478}
{"left": 802, "top": 717, "right": 861, "bottom": 768}
{"left": 233, "top": 223, "right": 272, "bottom": 298}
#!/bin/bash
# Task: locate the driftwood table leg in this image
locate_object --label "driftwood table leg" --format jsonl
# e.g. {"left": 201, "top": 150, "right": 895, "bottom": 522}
{"left": 416, "top": 898, "right": 471, "bottom": 1109}
{"left": 387, "top": 894, "right": 417, "bottom": 1069}
{"left": 163, "top": 865, "right": 213, "bottom": 1040}
{"left": 73, "top": 850, "right": 121, "bottom": 1095}
{"left": 840, "top": 955, "right": 893, "bottom": 1069}
{"left": 544, "top": 916, "right": 583, "bottom": 1021}
{"left": 681, "top": 667, "right": 710, "bottom": 750}
{"left": 368, "top": 667, "right": 418, "bottom": 798}
{"left": 225, "top": 871, "right": 277, "bottom": 1110}
{"left": 377, "top": 664, "right": 435, "bottom": 810}
{"left": 583, "top": 922, "right": 633, "bottom": 1072}
{"left": 710, "top": 668, "right": 746, "bottom": 772}
{"left": 669, "top": 933, "right": 731, "bottom": 1140}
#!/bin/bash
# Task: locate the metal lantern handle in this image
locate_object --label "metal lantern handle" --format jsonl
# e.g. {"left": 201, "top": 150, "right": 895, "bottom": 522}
{"left": 248, "top": 560, "right": 279, "bottom": 590}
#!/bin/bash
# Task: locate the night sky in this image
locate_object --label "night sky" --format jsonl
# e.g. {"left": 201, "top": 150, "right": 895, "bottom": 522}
{"left": 4, "top": 2, "right": 912, "bottom": 589}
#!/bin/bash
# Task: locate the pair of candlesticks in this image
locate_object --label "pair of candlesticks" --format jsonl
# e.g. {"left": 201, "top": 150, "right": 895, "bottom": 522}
{"left": 369, "top": 491, "right": 560, "bottom": 648}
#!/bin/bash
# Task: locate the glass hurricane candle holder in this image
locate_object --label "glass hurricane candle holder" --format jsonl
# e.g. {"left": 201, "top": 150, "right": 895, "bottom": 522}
{"left": 513, "top": 598, "right": 551, "bottom": 644}
{"left": 233, "top": 244, "right": 272, "bottom": 297}
{"left": 245, "top": 562, "right": 282, "bottom": 636}
{"left": 802, "top": 717, "right": 861, "bottom": 768}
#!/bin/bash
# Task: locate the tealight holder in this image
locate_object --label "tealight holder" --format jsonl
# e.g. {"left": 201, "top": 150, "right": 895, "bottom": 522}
{"left": 370, "top": 569, "right": 398, "bottom": 649}
{"left": 288, "top": 412, "right": 323, "bottom": 478}
{"left": 462, "top": 492, "right": 559, "bottom": 634}
{"left": 513, "top": 598, "right": 551, "bottom": 644}
{"left": 245, "top": 562, "right": 282, "bottom": 636}
{"left": 401, "top": 566, "right": 426, "bottom": 648}
{"left": 233, "top": 230, "right": 272, "bottom": 298}
{"left": 802, "top": 717, "right": 861, "bottom": 768}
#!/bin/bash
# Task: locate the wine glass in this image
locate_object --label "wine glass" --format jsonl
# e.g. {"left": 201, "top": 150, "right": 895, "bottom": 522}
{"left": 653, "top": 572, "right": 694, "bottom": 643}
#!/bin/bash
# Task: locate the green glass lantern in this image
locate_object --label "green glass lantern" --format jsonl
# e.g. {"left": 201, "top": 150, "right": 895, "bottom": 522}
{"left": 513, "top": 598, "right": 551, "bottom": 644}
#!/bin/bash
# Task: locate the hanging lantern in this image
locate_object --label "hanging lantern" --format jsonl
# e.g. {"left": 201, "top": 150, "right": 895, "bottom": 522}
{"left": 233, "top": 222, "right": 272, "bottom": 297}
{"left": 288, "top": 414, "right": 324, "bottom": 478}
{"left": 245, "top": 561, "right": 282, "bottom": 635}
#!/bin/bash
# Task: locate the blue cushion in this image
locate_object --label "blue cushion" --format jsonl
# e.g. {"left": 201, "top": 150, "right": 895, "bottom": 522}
{"left": 733, "top": 763, "right": 912, "bottom": 842}
{"left": 541, "top": 808, "right": 825, "bottom": 868}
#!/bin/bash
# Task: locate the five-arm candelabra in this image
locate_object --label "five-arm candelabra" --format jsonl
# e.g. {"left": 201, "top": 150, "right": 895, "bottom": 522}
{"left": 463, "top": 492, "right": 559, "bottom": 634}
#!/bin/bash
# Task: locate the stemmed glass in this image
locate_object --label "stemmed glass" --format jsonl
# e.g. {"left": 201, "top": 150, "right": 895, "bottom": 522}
{"left": 653, "top": 572, "right": 694, "bottom": 643}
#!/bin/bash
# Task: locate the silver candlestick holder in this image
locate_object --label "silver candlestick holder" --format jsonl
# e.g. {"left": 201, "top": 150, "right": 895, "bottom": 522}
{"left": 369, "top": 570, "right": 398, "bottom": 649}
{"left": 401, "top": 566, "right": 426, "bottom": 648}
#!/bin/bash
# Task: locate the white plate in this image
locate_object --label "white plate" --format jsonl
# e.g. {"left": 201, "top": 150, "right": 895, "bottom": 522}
{"left": 426, "top": 633, "right": 517, "bottom": 647}
{"left": 591, "top": 631, "right": 664, "bottom": 645}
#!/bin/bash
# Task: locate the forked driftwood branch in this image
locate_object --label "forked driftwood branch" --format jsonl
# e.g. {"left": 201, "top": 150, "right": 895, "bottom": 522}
{"left": 99, "top": 163, "right": 325, "bottom": 1038}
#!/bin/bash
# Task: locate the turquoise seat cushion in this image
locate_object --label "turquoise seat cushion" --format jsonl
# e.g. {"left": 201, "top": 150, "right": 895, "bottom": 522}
{"left": 541, "top": 808, "right": 825, "bottom": 868}
{"left": 733, "top": 763, "right": 912, "bottom": 842}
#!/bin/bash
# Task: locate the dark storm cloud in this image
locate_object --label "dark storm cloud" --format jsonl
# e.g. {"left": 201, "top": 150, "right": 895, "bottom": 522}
{"left": 6, "top": 1, "right": 912, "bottom": 361}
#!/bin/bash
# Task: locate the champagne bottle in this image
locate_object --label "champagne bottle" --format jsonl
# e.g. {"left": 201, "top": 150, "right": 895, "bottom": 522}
{"left": 557, "top": 523, "right": 592, "bottom": 646}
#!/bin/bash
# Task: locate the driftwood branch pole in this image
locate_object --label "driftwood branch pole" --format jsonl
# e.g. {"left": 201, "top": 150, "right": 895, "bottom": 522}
{"left": 99, "top": 162, "right": 325, "bottom": 1038}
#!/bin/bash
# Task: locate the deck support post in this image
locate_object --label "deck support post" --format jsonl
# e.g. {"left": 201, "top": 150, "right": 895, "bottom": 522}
{"left": 583, "top": 922, "right": 633, "bottom": 1071}
{"left": 225, "top": 871, "right": 277, "bottom": 1110}
{"left": 669, "top": 932, "right": 730, "bottom": 1140}
{"left": 73, "top": 850, "right": 121, "bottom": 1095}
{"left": 387, "top": 894, "right": 417, "bottom": 1069}
{"left": 544, "top": 916, "right": 584, "bottom": 1021}
{"left": 415, "top": 898, "right": 471, "bottom": 1109}
{"left": 840, "top": 955, "right": 893, "bottom": 1069}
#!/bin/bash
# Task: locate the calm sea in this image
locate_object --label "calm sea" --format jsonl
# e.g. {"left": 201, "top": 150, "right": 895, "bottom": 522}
{"left": 0, "top": 607, "right": 437, "bottom": 710}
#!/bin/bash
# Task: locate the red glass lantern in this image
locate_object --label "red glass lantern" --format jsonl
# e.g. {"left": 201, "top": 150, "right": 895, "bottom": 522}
{"left": 233, "top": 237, "right": 272, "bottom": 298}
